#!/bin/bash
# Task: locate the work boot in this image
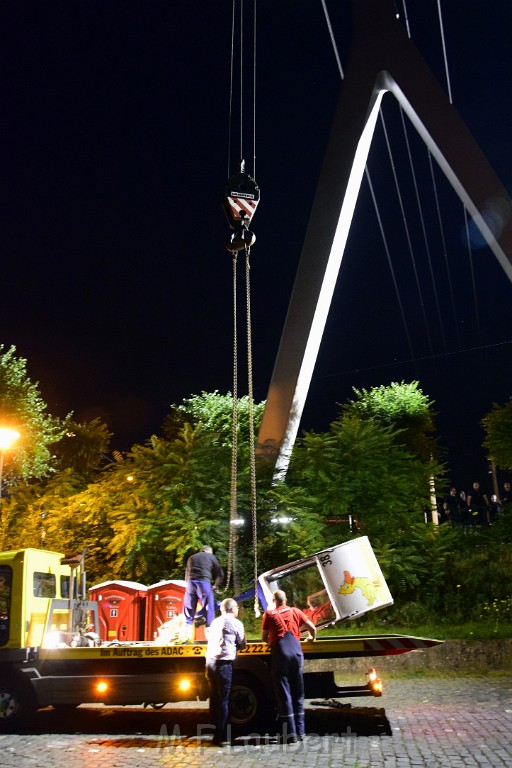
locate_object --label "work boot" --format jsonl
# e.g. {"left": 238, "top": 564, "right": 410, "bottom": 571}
{"left": 294, "top": 710, "right": 305, "bottom": 740}
{"left": 278, "top": 719, "right": 297, "bottom": 744}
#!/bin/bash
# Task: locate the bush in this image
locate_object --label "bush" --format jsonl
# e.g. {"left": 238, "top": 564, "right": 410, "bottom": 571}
{"left": 474, "top": 597, "right": 512, "bottom": 625}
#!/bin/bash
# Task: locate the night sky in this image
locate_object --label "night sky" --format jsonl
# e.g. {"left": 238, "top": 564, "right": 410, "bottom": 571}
{"left": 2, "top": 1, "right": 512, "bottom": 493}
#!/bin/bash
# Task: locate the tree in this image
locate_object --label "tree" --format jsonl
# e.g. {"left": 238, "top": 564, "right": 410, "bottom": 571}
{"left": 52, "top": 417, "right": 112, "bottom": 482}
{"left": 481, "top": 399, "right": 512, "bottom": 470}
{"left": 0, "top": 469, "right": 85, "bottom": 552}
{"left": 343, "top": 381, "right": 438, "bottom": 463}
{"left": 284, "top": 411, "right": 433, "bottom": 540}
{"left": 163, "top": 391, "right": 271, "bottom": 585}
{"left": 41, "top": 394, "right": 268, "bottom": 586}
{"left": 0, "top": 344, "right": 64, "bottom": 484}
{"left": 255, "top": 480, "right": 326, "bottom": 571}
{"left": 163, "top": 391, "right": 265, "bottom": 448}
{"left": 0, "top": 416, "right": 112, "bottom": 553}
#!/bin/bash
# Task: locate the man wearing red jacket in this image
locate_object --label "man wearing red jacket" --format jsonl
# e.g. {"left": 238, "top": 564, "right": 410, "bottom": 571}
{"left": 261, "top": 589, "right": 316, "bottom": 743}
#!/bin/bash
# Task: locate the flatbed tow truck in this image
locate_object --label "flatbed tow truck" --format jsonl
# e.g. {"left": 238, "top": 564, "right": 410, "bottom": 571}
{"left": 0, "top": 541, "right": 441, "bottom": 732}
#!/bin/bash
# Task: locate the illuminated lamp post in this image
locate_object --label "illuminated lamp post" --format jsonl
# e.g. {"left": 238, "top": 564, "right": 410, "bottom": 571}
{"left": 0, "top": 427, "right": 21, "bottom": 500}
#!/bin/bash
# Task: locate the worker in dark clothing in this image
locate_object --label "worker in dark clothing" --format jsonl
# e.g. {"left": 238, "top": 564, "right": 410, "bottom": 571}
{"left": 261, "top": 589, "right": 316, "bottom": 743}
{"left": 467, "top": 482, "right": 490, "bottom": 527}
{"left": 184, "top": 546, "right": 223, "bottom": 638}
{"left": 443, "top": 487, "right": 464, "bottom": 525}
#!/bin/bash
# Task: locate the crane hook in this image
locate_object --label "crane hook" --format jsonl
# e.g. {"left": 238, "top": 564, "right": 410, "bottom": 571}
{"left": 223, "top": 160, "right": 260, "bottom": 253}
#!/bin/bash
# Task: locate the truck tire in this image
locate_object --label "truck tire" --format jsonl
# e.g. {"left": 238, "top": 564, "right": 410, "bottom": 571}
{"left": 0, "top": 674, "right": 37, "bottom": 731}
{"left": 230, "top": 673, "right": 269, "bottom": 734}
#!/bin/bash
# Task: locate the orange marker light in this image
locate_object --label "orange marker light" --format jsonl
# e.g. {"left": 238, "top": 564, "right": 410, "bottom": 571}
{"left": 366, "top": 667, "right": 383, "bottom": 695}
{"left": 96, "top": 680, "right": 109, "bottom": 694}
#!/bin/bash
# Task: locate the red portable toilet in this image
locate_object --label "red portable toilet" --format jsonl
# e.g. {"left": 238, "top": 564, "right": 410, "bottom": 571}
{"left": 144, "top": 580, "right": 187, "bottom": 641}
{"left": 89, "top": 580, "right": 147, "bottom": 642}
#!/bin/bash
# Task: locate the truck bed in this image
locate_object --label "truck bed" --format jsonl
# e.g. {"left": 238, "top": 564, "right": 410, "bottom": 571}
{"left": 0, "top": 634, "right": 441, "bottom": 731}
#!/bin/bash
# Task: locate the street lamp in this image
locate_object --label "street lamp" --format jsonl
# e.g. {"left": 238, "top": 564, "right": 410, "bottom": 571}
{"left": 0, "top": 427, "right": 20, "bottom": 499}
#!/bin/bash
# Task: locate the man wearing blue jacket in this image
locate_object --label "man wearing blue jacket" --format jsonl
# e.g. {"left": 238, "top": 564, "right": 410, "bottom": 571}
{"left": 184, "top": 545, "right": 223, "bottom": 638}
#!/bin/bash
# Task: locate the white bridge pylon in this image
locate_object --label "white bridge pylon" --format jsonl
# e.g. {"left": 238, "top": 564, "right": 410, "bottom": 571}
{"left": 257, "top": 0, "right": 512, "bottom": 476}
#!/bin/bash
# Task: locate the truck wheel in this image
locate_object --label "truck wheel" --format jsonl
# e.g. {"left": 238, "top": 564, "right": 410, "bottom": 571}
{"left": 230, "top": 674, "right": 268, "bottom": 733}
{"left": 0, "top": 675, "right": 37, "bottom": 731}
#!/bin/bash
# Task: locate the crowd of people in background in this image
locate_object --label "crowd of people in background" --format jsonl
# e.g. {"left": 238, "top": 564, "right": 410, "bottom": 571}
{"left": 439, "top": 480, "right": 512, "bottom": 527}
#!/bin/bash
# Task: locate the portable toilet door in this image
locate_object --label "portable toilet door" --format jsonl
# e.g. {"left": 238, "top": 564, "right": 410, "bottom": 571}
{"left": 89, "top": 581, "right": 147, "bottom": 642}
{"left": 144, "top": 580, "right": 186, "bottom": 641}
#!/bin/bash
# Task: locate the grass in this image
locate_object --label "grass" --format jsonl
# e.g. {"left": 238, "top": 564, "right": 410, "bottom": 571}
{"left": 243, "top": 615, "right": 512, "bottom": 641}
{"left": 373, "top": 668, "right": 512, "bottom": 679}
{"left": 318, "top": 620, "right": 512, "bottom": 641}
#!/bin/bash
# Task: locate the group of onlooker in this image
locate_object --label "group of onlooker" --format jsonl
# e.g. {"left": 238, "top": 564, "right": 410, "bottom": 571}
{"left": 440, "top": 480, "right": 512, "bottom": 526}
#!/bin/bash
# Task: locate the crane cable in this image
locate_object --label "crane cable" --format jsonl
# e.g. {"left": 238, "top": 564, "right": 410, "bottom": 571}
{"left": 226, "top": 252, "right": 239, "bottom": 594}
{"left": 224, "top": 0, "right": 240, "bottom": 596}
{"left": 224, "top": 0, "right": 260, "bottom": 617}
{"left": 245, "top": 249, "right": 260, "bottom": 618}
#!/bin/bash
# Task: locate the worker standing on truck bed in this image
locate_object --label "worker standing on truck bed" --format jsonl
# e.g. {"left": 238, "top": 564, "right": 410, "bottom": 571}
{"left": 184, "top": 545, "right": 224, "bottom": 638}
{"left": 205, "top": 597, "right": 246, "bottom": 746}
{"left": 262, "top": 589, "right": 316, "bottom": 743}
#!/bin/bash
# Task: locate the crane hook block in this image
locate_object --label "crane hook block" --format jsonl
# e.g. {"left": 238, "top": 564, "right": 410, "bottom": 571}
{"left": 226, "top": 218, "right": 256, "bottom": 253}
{"left": 224, "top": 163, "right": 260, "bottom": 225}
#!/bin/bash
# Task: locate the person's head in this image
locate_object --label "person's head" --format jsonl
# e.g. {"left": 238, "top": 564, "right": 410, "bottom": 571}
{"left": 472, "top": 482, "right": 480, "bottom": 490}
{"left": 504, "top": 482, "right": 511, "bottom": 492}
{"left": 202, "top": 545, "right": 213, "bottom": 554}
{"left": 272, "top": 589, "right": 287, "bottom": 607}
{"left": 449, "top": 487, "right": 457, "bottom": 495}
{"left": 220, "top": 597, "right": 239, "bottom": 615}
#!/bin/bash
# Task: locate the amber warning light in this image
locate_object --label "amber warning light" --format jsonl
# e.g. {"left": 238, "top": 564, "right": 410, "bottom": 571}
{"left": 367, "top": 667, "right": 383, "bottom": 695}
{"left": 178, "top": 678, "right": 192, "bottom": 693}
{"left": 95, "top": 680, "right": 109, "bottom": 695}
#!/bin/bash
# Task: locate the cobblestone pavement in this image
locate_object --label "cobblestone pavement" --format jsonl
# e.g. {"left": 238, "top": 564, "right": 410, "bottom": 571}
{"left": 0, "top": 676, "right": 511, "bottom": 768}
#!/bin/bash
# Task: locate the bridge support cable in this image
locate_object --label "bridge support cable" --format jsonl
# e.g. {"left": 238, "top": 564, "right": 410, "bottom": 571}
{"left": 463, "top": 206, "right": 482, "bottom": 344}
{"left": 436, "top": 0, "right": 453, "bottom": 105}
{"left": 320, "top": 0, "right": 344, "bottom": 80}
{"left": 397, "top": 0, "right": 412, "bottom": 39}
{"left": 256, "top": 0, "right": 512, "bottom": 478}
{"left": 364, "top": 166, "right": 416, "bottom": 366}
{"left": 399, "top": 106, "right": 448, "bottom": 354}
{"left": 427, "top": 150, "right": 462, "bottom": 350}
{"left": 379, "top": 106, "right": 435, "bottom": 359}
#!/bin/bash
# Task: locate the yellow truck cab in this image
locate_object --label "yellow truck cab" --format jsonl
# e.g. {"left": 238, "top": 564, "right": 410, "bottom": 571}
{"left": 0, "top": 548, "right": 75, "bottom": 649}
